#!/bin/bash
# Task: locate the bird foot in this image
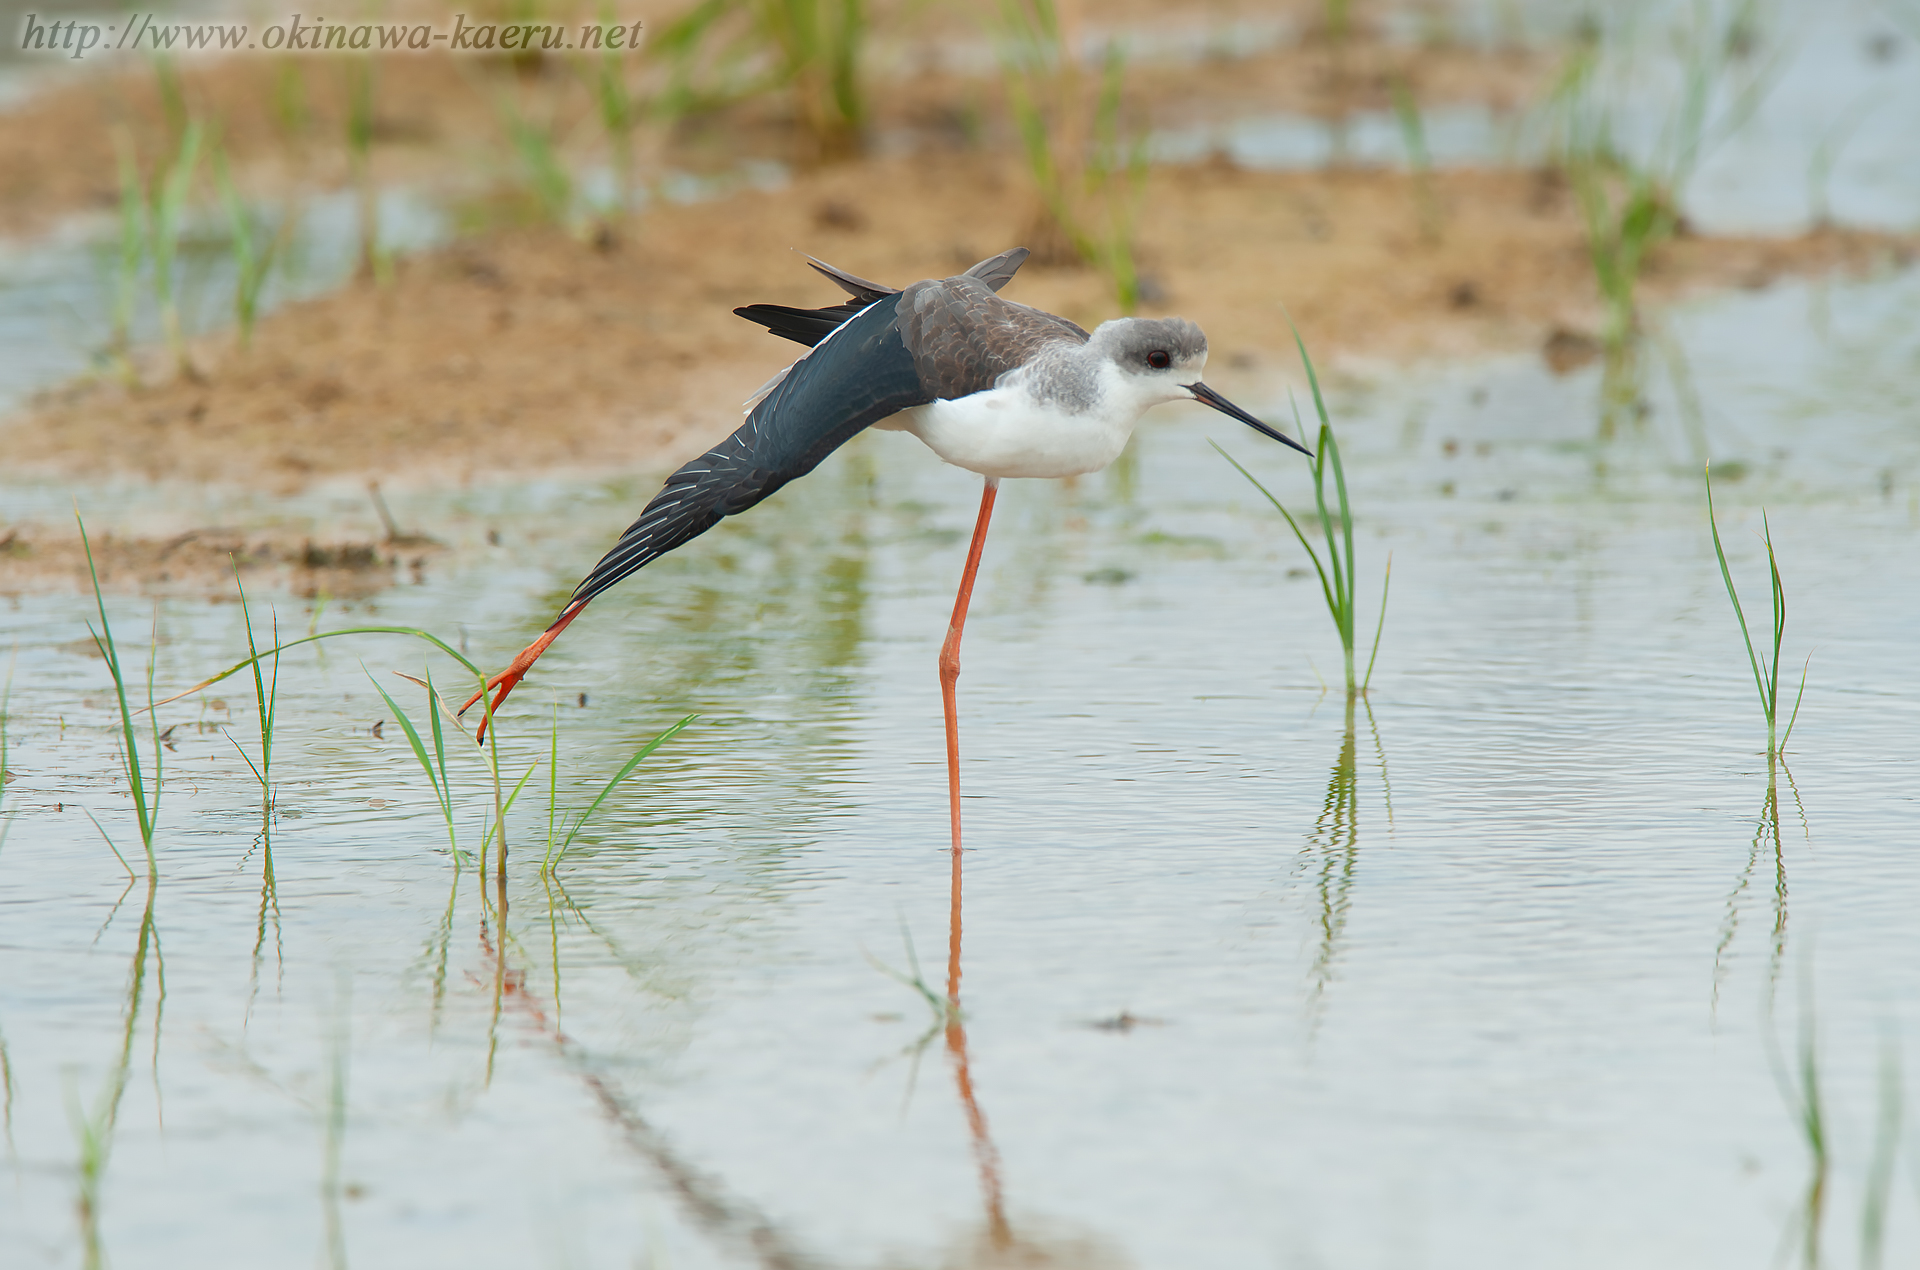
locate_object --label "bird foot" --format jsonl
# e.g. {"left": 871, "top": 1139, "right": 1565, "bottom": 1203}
{"left": 457, "top": 601, "right": 587, "bottom": 743}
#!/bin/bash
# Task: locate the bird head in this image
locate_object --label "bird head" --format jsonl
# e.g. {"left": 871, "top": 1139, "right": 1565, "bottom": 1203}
{"left": 1092, "top": 317, "right": 1313, "bottom": 458}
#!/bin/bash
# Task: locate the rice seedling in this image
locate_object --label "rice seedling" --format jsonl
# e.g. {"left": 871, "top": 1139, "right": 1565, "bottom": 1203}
{"left": 369, "top": 669, "right": 461, "bottom": 859}
{"left": 78, "top": 514, "right": 163, "bottom": 867}
{"left": 585, "top": 1, "right": 641, "bottom": 214}
{"left": 230, "top": 575, "right": 280, "bottom": 826}
{"left": 1388, "top": 74, "right": 1442, "bottom": 244}
{"left": 1212, "top": 327, "right": 1389, "bottom": 699}
{"left": 656, "top": 0, "right": 867, "bottom": 162}
{"left": 107, "top": 128, "right": 146, "bottom": 379}
{"left": 1544, "top": 1, "right": 1780, "bottom": 425}
{"left": 211, "top": 143, "right": 280, "bottom": 351}
{"left": 345, "top": 52, "right": 386, "bottom": 282}
{"left": 0, "top": 653, "right": 11, "bottom": 808}
{"left": 166, "top": 615, "right": 692, "bottom": 892}
{"left": 1806, "top": 89, "right": 1884, "bottom": 230}
{"left": 995, "top": 4, "right": 1148, "bottom": 312}
{"left": 539, "top": 713, "right": 697, "bottom": 876}
{"left": 147, "top": 119, "right": 205, "bottom": 380}
{"left": 231, "top": 574, "right": 282, "bottom": 1006}
{"left": 1705, "top": 465, "right": 1806, "bottom": 758}
{"left": 499, "top": 92, "right": 576, "bottom": 228}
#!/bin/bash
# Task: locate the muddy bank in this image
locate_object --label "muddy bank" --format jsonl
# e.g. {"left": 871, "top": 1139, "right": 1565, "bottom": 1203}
{"left": 0, "top": 1, "right": 1547, "bottom": 239}
{"left": 0, "top": 520, "right": 445, "bottom": 597}
{"left": 6, "top": 155, "right": 1907, "bottom": 490}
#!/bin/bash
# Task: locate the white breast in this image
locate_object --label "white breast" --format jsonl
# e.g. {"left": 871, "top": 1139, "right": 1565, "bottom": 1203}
{"left": 882, "top": 384, "right": 1134, "bottom": 480}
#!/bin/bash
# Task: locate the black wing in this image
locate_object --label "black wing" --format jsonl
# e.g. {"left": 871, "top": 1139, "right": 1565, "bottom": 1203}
{"left": 564, "top": 292, "right": 928, "bottom": 608}
{"left": 734, "top": 247, "right": 1034, "bottom": 349}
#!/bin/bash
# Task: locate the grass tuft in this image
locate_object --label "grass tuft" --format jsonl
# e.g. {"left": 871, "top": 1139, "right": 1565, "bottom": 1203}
{"left": 1706, "top": 465, "right": 1806, "bottom": 757}
{"left": 996, "top": 4, "right": 1147, "bottom": 312}
{"left": 656, "top": 0, "right": 867, "bottom": 162}
{"left": 540, "top": 713, "right": 697, "bottom": 875}
{"left": 211, "top": 142, "right": 281, "bottom": 351}
{"left": 1213, "top": 326, "right": 1388, "bottom": 698}
{"left": 78, "top": 513, "right": 162, "bottom": 867}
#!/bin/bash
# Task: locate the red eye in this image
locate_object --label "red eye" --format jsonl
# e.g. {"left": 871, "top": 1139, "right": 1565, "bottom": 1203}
{"left": 1147, "top": 350, "right": 1171, "bottom": 370}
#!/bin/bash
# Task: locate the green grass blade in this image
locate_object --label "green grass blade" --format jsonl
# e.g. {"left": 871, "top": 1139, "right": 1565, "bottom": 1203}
{"left": 554, "top": 715, "right": 698, "bottom": 862}
{"left": 151, "top": 625, "right": 486, "bottom": 715}
{"left": 78, "top": 512, "right": 156, "bottom": 857}
{"left": 1362, "top": 552, "right": 1392, "bottom": 694}
{"left": 368, "top": 675, "right": 457, "bottom": 850}
{"left": 1780, "top": 651, "right": 1811, "bottom": 753}
{"left": 1704, "top": 467, "right": 1771, "bottom": 721}
{"left": 1764, "top": 511, "right": 1785, "bottom": 720}
{"left": 1209, "top": 440, "right": 1337, "bottom": 618}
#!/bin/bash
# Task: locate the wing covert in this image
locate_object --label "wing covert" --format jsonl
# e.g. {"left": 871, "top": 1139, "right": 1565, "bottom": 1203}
{"left": 896, "top": 274, "right": 1090, "bottom": 401}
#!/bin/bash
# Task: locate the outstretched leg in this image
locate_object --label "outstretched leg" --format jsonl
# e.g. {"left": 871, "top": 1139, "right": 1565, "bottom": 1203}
{"left": 459, "top": 597, "right": 590, "bottom": 742}
{"left": 940, "top": 479, "right": 999, "bottom": 854}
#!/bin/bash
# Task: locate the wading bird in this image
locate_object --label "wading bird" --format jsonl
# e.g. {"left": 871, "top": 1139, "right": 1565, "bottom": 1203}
{"left": 460, "top": 247, "right": 1311, "bottom": 848}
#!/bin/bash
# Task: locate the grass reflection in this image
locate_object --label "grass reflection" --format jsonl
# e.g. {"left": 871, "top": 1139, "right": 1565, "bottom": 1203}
{"left": 69, "top": 870, "right": 163, "bottom": 1270}
{"left": 1304, "top": 697, "right": 1389, "bottom": 1022}
{"left": 1713, "top": 754, "right": 1808, "bottom": 1015}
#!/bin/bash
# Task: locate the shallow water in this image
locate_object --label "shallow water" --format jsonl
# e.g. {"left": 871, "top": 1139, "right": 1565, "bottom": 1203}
{"left": 1151, "top": 0, "right": 1920, "bottom": 236}
{"left": 4, "top": 261, "right": 1919, "bottom": 1268}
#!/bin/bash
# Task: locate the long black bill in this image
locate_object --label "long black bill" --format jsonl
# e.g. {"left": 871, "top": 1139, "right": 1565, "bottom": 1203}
{"left": 1185, "top": 382, "right": 1314, "bottom": 458}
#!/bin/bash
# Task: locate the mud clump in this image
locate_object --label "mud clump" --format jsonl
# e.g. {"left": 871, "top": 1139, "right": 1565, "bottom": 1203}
{"left": 0, "top": 525, "right": 440, "bottom": 598}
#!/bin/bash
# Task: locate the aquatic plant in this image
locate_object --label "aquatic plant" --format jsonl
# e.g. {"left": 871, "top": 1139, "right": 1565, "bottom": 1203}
{"left": 79, "top": 516, "right": 163, "bottom": 866}
{"left": 345, "top": 52, "right": 385, "bottom": 282}
{"left": 370, "top": 669, "right": 461, "bottom": 858}
{"left": 1806, "top": 89, "right": 1884, "bottom": 230}
{"left": 232, "top": 575, "right": 280, "bottom": 847}
{"left": 1388, "top": 74, "right": 1442, "bottom": 243}
{"left": 540, "top": 713, "right": 695, "bottom": 875}
{"left": 1705, "top": 466, "right": 1805, "bottom": 758}
{"left": 586, "top": 1, "right": 642, "bottom": 214}
{"left": 1545, "top": 1, "right": 1780, "bottom": 405}
{"left": 212, "top": 144, "right": 280, "bottom": 350}
{"left": 995, "top": 3, "right": 1147, "bottom": 311}
{"left": 107, "top": 129, "right": 146, "bottom": 379}
{"left": 499, "top": 91, "right": 576, "bottom": 228}
{"left": 1213, "top": 329, "right": 1389, "bottom": 699}
{"left": 147, "top": 120, "right": 205, "bottom": 379}
{"left": 655, "top": 0, "right": 867, "bottom": 162}
{"left": 0, "top": 662, "right": 12, "bottom": 854}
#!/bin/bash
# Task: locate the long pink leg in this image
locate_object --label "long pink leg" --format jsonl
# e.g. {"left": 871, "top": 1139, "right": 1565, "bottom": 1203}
{"left": 940, "top": 479, "right": 999, "bottom": 858}
{"left": 458, "top": 597, "right": 590, "bottom": 743}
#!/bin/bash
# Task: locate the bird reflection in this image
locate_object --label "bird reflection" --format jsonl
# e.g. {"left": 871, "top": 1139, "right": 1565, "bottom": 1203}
{"left": 926, "top": 834, "right": 1134, "bottom": 1270}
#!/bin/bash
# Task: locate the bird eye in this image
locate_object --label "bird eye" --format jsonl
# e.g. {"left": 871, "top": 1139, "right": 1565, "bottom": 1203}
{"left": 1147, "top": 350, "right": 1171, "bottom": 370}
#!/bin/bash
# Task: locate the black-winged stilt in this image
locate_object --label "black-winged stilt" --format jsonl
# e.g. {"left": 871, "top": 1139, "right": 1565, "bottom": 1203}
{"left": 460, "top": 247, "right": 1312, "bottom": 848}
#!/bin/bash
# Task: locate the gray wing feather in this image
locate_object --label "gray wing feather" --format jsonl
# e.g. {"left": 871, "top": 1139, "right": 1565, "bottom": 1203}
{"left": 897, "top": 274, "right": 1090, "bottom": 401}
